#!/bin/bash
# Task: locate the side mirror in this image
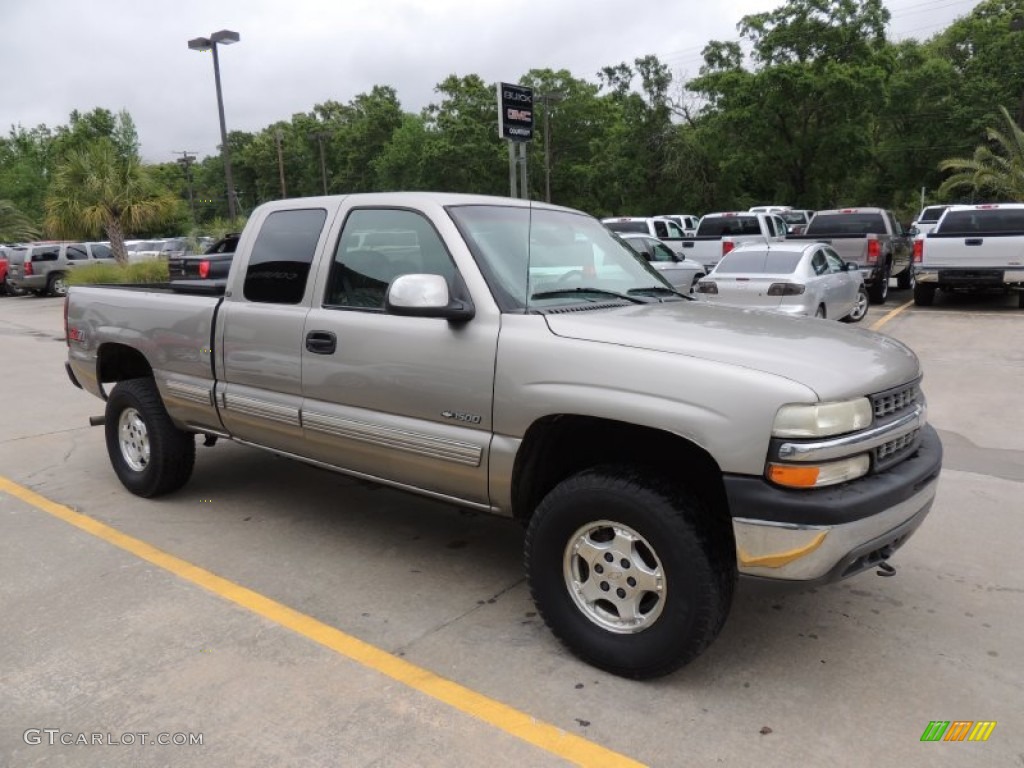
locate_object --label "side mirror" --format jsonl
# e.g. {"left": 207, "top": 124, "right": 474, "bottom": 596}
{"left": 842, "top": 262, "right": 855, "bottom": 272}
{"left": 385, "top": 274, "right": 474, "bottom": 322}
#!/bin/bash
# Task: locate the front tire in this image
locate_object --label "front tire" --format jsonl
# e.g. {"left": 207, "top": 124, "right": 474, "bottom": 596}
{"left": 525, "top": 467, "right": 735, "bottom": 679}
{"left": 105, "top": 378, "right": 195, "bottom": 497}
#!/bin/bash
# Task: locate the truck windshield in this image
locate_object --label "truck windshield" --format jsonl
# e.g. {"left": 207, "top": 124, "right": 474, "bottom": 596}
{"left": 448, "top": 205, "right": 672, "bottom": 311}
{"left": 805, "top": 213, "right": 886, "bottom": 235}
{"left": 696, "top": 217, "right": 762, "bottom": 237}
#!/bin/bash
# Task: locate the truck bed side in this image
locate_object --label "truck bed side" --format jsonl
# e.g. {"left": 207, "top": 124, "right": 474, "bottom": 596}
{"left": 66, "top": 285, "right": 225, "bottom": 435}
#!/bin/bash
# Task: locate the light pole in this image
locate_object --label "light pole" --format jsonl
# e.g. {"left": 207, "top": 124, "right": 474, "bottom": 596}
{"left": 188, "top": 29, "right": 240, "bottom": 218}
{"left": 537, "top": 92, "right": 565, "bottom": 203}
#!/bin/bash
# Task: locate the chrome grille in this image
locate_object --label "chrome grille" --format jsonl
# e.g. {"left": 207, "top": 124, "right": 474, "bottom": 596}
{"left": 877, "top": 429, "right": 919, "bottom": 461}
{"left": 872, "top": 383, "right": 920, "bottom": 419}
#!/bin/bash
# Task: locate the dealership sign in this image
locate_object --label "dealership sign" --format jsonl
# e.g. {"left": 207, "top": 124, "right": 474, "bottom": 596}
{"left": 497, "top": 83, "right": 534, "bottom": 142}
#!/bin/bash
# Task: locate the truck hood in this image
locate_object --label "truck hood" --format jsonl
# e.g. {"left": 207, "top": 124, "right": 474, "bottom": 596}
{"left": 543, "top": 301, "right": 920, "bottom": 400}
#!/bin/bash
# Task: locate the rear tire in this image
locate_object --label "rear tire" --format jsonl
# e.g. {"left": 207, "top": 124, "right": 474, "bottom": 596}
{"left": 525, "top": 466, "right": 735, "bottom": 679}
{"left": 913, "top": 283, "right": 937, "bottom": 307}
{"left": 842, "top": 285, "right": 869, "bottom": 323}
{"left": 896, "top": 266, "right": 915, "bottom": 290}
{"left": 868, "top": 262, "right": 890, "bottom": 304}
{"left": 47, "top": 272, "right": 68, "bottom": 297}
{"left": 105, "top": 378, "right": 195, "bottom": 497}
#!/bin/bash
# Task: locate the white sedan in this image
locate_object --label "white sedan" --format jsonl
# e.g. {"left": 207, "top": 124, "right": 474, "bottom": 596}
{"left": 694, "top": 241, "right": 869, "bottom": 322}
{"left": 618, "top": 233, "right": 706, "bottom": 292}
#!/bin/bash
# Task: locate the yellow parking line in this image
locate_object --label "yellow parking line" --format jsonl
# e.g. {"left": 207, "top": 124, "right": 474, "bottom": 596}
{"left": 870, "top": 299, "right": 914, "bottom": 331}
{"left": 0, "top": 475, "right": 644, "bottom": 768}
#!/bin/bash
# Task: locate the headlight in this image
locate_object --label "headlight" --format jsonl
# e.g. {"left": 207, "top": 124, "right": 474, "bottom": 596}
{"left": 772, "top": 398, "right": 873, "bottom": 438}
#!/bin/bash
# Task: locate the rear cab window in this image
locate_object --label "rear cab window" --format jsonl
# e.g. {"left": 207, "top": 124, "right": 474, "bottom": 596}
{"left": 936, "top": 208, "right": 1024, "bottom": 234}
{"left": 697, "top": 216, "right": 762, "bottom": 237}
{"left": 805, "top": 213, "right": 886, "bottom": 236}
{"left": 242, "top": 208, "right": 327, "bottom": 304}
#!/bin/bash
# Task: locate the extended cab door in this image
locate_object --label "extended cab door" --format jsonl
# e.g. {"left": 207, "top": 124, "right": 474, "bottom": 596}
{"left": 299, "top": 206, "right": 498, "bottom": 505}
{"left": 215, "top": 206, "right": 333, "bottom": 456}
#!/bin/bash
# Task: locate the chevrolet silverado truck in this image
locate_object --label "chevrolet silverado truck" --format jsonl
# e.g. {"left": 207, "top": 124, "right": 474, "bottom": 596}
{"left": 912, "top": 203, "right": 1024, "bottom": 307}
{"left": 788, "top": 207, "right": 913, "bottom": 304}
{"left": 64, "top": 192, "right": 941, "bottom": 678}
{"left": 680, "top": 211, "right": 790, "bottom": 272}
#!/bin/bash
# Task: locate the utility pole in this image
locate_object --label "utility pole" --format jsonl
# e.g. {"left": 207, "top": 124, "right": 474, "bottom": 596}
{"left": 275, "top": 129, "right": 287, "bottom": 198}
{"left": 310, "top": 132, "right": 329, "bottom": 195}
{"left": 537, "top": 92, "right": 565, "bottom": 203}
{"left": 175, "top": 151, "right": 198, "bottom": 222}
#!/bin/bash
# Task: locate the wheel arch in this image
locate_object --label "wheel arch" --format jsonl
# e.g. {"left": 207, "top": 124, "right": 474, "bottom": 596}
{"left": 97, "top": 343, "right": 154, "bottom": 388}
{"left": 510, "top": 414, "right": 733, "bottom": 539}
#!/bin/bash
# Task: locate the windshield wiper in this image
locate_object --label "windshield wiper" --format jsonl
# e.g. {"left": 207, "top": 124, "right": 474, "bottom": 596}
{"left": 530, "top": 287, "right": 651, "bottom": 304}
{"left": 628, "top": 285, "right": 690, "bottom": 300}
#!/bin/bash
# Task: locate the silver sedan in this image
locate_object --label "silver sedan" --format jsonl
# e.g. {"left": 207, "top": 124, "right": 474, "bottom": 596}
{"left": 694, "top": 241, "right": 869, "bottom": 322}
{"left": 618, "top": 233, "right": 706, "bottom": 292}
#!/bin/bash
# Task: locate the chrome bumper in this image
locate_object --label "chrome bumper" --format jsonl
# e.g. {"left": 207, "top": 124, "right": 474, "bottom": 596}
{"left": 732, "top": 475, "right": 938, "bottom": 581}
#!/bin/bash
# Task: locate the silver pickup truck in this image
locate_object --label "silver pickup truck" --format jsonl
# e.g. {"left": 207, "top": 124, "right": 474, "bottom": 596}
{"left": 788, "top": 208, "right": 913, "bottom": 304}
{"left": 65, "top": 192, "right": 941, "bottom": 678}
{"left": 913, "top": 203, "right": 1024, "bottom": 307}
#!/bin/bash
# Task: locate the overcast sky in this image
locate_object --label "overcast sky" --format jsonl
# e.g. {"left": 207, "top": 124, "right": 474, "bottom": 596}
{"left": 2, "top": 0, "right": 981, "bottom": 163}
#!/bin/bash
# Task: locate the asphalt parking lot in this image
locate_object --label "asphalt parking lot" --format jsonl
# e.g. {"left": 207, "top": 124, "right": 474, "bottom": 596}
{"left": 1, "top": 288, "right": 1022, "bottom": 767}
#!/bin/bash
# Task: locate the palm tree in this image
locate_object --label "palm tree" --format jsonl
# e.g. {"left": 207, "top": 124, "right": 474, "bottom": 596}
{"left": 0, "top": 199, "right": 39, "bottom": 242}
{"left": 938, "top": 106, "right": 1024, "bottom": 200}
{"left": 44, "top": 140, "right": 178, "bottom": 264}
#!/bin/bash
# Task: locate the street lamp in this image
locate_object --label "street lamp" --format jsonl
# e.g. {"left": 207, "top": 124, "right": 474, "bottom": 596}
{"left": 537, "top": 92, "right": 565, "bottom": 203}
{"left": 188, "top": 29, "right": 240, "bottom": 218}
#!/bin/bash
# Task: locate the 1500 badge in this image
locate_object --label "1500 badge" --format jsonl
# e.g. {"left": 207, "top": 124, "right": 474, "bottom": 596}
{"left": 441, "top": 410, "right": 482, "bottom": 425}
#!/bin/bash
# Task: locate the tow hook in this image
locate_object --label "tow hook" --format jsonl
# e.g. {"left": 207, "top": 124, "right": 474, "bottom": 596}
{"left": 876, "top": 556, "right": 897, "bottom": 577}
{"left": 203, "top": 435, "right": 218, "bottom": 447}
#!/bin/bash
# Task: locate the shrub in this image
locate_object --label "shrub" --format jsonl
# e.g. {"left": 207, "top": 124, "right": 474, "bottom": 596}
{"left": 66, "top": 260, "right": 169, "bottom": 286}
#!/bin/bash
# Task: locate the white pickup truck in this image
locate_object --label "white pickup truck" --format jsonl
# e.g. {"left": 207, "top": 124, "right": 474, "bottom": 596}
{"left": 913, "top": 203, "right": 1024, "bottom": 307}
{"left": 679, "top": 212, "right": 790, "bottom": 271}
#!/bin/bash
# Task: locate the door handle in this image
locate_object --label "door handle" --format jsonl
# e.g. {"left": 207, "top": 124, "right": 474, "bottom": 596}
{"left": 965, "top": 238, "right": 983, "bottom": 246}
{"left": 305, "top": 331, "right": 337, "bottom": 355}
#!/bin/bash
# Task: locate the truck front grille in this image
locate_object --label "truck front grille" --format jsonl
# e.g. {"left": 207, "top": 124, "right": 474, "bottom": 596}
{"left": 874, "top": 428, "right": 921, "bottom": 471}
{"left": 871, "top": 381, "right": 920, "bottom": 419}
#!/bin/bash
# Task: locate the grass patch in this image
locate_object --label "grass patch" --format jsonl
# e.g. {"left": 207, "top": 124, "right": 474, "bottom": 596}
{"left": 67, "top": 260, "right": 169, "bottom": 286}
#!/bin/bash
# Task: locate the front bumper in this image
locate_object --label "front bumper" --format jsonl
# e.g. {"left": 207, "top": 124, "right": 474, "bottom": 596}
{"left": 727, "top": 425, "right": 942, "bottom": 582}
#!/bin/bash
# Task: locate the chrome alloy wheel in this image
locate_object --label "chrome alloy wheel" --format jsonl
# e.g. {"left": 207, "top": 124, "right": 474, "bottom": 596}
{"left": 563, "top": 520, "right": 666, "bottom": 633}
{"left": 118, "top": 407, "right": 150, "bottom": 472}
{"left": 849, "top": 288, "right": 869, "bottom": 321}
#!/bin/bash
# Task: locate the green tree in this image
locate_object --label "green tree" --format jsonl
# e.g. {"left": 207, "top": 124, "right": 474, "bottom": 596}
{"left": 687, "top": 0, "right": 894, "bottom": 207}
{"left": 0, "top": 199, "right": 40, "bottom": 241}
{"left": 937, "top": 105, "right": 1024, "bottom": 199}
{"left": 45, "top": 140, "right": 179, "bottom": 263}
